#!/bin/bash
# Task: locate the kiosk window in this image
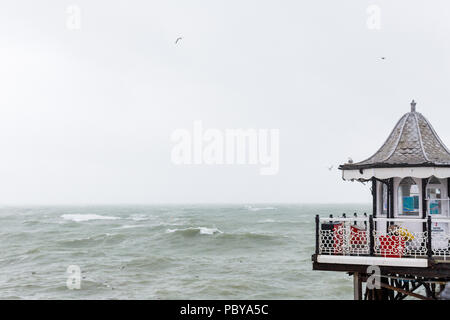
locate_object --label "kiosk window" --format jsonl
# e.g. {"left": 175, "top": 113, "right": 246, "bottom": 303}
{"left": 398, "top": 177, "right": 420, "bottom": 216}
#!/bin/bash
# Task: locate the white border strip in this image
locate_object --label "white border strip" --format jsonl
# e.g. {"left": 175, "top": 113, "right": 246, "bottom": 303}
{"left": 317, "top": 255, "right": 429, "bottom": 268}
{"left": 342, "top": 167, "right": 450, "bottom": 180}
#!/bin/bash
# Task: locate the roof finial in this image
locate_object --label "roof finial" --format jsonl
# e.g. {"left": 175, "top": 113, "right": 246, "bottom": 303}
{"left": 411, "top": 99, "right": 416, "bottom": 112}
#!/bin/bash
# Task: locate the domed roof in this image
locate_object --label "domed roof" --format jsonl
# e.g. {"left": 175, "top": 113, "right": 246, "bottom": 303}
{"left": 340, "top": 101, "right": 450, "bottom": 170}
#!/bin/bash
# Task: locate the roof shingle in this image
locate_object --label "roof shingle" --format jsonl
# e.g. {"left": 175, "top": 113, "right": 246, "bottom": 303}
{"left": 340, "top": 108, "right": 450, "bottom": 170}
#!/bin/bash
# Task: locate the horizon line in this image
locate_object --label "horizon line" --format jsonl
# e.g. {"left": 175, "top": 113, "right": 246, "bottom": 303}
{"left": 0, "top": 202, "right": 372, "bottom": 207}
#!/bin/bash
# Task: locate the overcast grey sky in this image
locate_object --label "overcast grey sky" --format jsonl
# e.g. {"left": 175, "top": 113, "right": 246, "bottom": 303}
{"left": 1, "top": 1, "right": 450, "bottom": 204}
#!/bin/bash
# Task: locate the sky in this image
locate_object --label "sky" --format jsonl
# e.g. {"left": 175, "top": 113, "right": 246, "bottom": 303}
{"left": 1, "top": 1, "right": 450, "bottom": 204}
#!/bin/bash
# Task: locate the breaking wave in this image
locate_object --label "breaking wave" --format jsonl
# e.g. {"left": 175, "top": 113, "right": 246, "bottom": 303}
{"left": 244, "top": 205, "right": 277, "bottom": 212}
{"left": 166, "top": 227, "right": 223, "bottom": 236}
{"left": 258, "top": 219, "right": 276, "bottom": 223}
{"left": 128, "top": 214, "right": 151, "bottom": 221}
{"left": 61, "top": 214, "right": 120, "bottom": 222}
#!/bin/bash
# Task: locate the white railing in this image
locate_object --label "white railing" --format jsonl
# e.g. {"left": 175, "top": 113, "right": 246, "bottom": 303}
{"left": 316, "top": 215, "right": 450, "bottom": 259}
{"left": 318, "top": 216, "right": 370, "bottom": 256}
{"left": 372, "top": 223, "right": 428, "bottom": 258}
{"left": 432, "top": 230, "right": 450, "bottom": 258}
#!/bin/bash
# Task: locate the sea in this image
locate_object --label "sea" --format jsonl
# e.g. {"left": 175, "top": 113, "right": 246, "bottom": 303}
{"left": 0, "top": 203, "right": 371, "bottom": 299}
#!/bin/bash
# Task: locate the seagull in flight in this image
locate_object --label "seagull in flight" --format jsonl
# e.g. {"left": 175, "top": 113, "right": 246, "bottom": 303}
{"left": 327, "top": 165, "right": 334, "bottom": 171}
{"left": 175, "top": 37, "right": 183, "bottom": 44}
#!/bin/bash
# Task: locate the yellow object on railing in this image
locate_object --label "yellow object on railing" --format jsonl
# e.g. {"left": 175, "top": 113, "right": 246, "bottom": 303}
{"left": 397, "top": 227, "right": 415, "bottom": 241}
{"left": 389, "top": 225, "right": 415, "bottom": 241}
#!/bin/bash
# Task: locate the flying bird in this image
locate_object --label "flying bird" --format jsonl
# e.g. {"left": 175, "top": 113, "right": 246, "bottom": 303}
{"left": 175, "top": 37, "right": 183, "bottom": 44}
{"left": 381, "top": 57, "right": 386, "bottom": 60}
{"left": 327, "top": 165, "right": 334, "bottom": 171}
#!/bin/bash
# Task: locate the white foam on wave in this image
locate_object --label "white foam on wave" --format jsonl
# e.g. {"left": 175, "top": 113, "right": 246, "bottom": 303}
{"left": 245, "top": 205, "right": 277, "bottom": 212}
{"left": 259, "top": 219, "right": 276, "bottom": 223}
{"left": 199, "top": 227, "right": 223, "bottom": 235}
{"left": 166, "top": 227, "right": 223, "bottom": 235}
{"left": 61, "top": 214, "right": 120, "bottom": 222}
{"left": 114, "top": 225, "right": 145, "bottom": 230}
{"left": 129, "top": 214, "right": 151, "bottom": 221}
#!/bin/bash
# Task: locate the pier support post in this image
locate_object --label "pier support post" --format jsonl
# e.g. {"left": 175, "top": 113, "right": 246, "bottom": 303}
{"left": 353, "top": 272, "right": 362, "bottom": 300}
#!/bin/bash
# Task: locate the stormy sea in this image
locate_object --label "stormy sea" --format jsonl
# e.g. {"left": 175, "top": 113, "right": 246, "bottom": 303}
{"left": 0, "top": 204, "right": 370, "bottom": 299}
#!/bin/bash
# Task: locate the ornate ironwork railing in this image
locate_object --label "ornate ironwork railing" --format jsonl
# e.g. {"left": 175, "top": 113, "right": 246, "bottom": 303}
{"left": 315, "top": 215, "right": 450, "bottom": 259}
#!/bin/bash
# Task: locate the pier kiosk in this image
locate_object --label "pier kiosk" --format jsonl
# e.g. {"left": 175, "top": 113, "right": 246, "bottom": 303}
{"left": 312, "top": 101, "right": 450, "bottom": 300}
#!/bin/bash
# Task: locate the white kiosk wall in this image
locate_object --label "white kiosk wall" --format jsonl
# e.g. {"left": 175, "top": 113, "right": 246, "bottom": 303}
{"left": 426, "top": 177, "right": 450, "bottom": 249}
{"left": 376, "top": 181, "right": 389, "bottom": 234}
